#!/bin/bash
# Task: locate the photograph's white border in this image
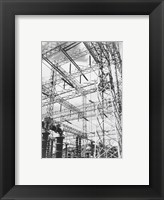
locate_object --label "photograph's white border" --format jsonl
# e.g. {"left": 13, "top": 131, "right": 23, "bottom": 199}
{"left": 15, "top": 15, "right": 149, "bottom": 185}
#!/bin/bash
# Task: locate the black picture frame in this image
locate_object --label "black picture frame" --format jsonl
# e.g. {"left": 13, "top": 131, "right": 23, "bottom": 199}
{"left": 0, "top": 0, "right": 164, "bottom": 199}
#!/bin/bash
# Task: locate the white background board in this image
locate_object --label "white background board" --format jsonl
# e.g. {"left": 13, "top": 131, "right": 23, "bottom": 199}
{"left": 15, "top": 15, "right": 149, "bottom": 185}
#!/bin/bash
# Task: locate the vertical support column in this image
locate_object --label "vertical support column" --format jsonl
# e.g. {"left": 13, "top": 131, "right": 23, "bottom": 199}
{"left": 63, "top": 80, "right": 65, "bottom": 89}
{"left": 48, "top": 71, "right": 55, "bottom": 117}
{"left": 97, "top": 61, "right": 106, "bottom": 158}
{"left": 50, "top": 140, "right": 53, "bottom": 158}
{"left": 76, "top": 136, "right": 79, "bottom": 158}
{"left": 56, "top": 136, "right": 64, "bottom": 158}
{"left": 75, "top": 137, "right": 81, "bottom": 158}
{"left": 91, "top": 141, "right": 94, "bottom": 157}
{"left": 102, "top": 90, "right": 105, "bottom": 148}
{"left": 46, "top": 140, "right": 50, "bottom": 158}
{"left": 89, "top": 55, "right": 91, "bottom": 67}
{"left": 115, "top": 64, "right": 122, "bottom": 116}
{"left": 42, "top": 131, "right": 50, "bottom": 158}
{"left": 60, "top": 105, "right": 62, "bottom": 122}
{"left": 82, "top": 95, "right": 87, "bottom": 157}
{"left": 65, "top": 143, "right": 68, "bottom": 158}
{"left": 42, "top": 140, "right": 47, "bottom": 158}
{"left": 69, "top": 63, "right": 71, "bottom": 74}
{"left": 112, "top": 97, "right": 121, "bottom": 158}
{"left": 82, "top": 95, "right": 87, "bottom": 137}
{"left": 78, "top": 137, "right": 81, "bottom": 158}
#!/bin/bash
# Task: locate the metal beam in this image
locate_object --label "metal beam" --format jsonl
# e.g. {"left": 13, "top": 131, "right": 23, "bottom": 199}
{"left": 42, "top": 63, "right": 99, "bottom": 86}
{"left": 42, "top": 84, "right": 84, "bottom": 118}
{"left": 42, "top": 56, "right": 85, "bottom": 95}
{"left": 42, "top": 101, "right": 113, "bottom": 122}
{"left": 54, "top": 120, "right": 88, "bottom": 138}
{"left": 42, "top": 42, "right": 68, "bottom": 57}
{"left": 42, "top": 86, "right": 97, "bottom": 104}
{"left": 83, "top": 42, "right": 99, "bottom": 63}
{"left": 61, "top": 48, "right": 88, "bottom": 81}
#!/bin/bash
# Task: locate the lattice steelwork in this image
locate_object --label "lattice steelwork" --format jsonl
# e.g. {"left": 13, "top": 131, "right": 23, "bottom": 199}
{"left": 42, "top": 41, "right": 122, "bottom": 158}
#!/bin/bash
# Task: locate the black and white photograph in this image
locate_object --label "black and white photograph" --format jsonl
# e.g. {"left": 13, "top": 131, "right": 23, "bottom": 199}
{"left": 42, "top": 41, "right": 122, "bottom": 158}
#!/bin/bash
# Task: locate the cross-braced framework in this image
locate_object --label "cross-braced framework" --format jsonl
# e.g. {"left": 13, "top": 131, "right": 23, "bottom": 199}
{"left": 42, "top": 41, "right": 122, "bottom": 158}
